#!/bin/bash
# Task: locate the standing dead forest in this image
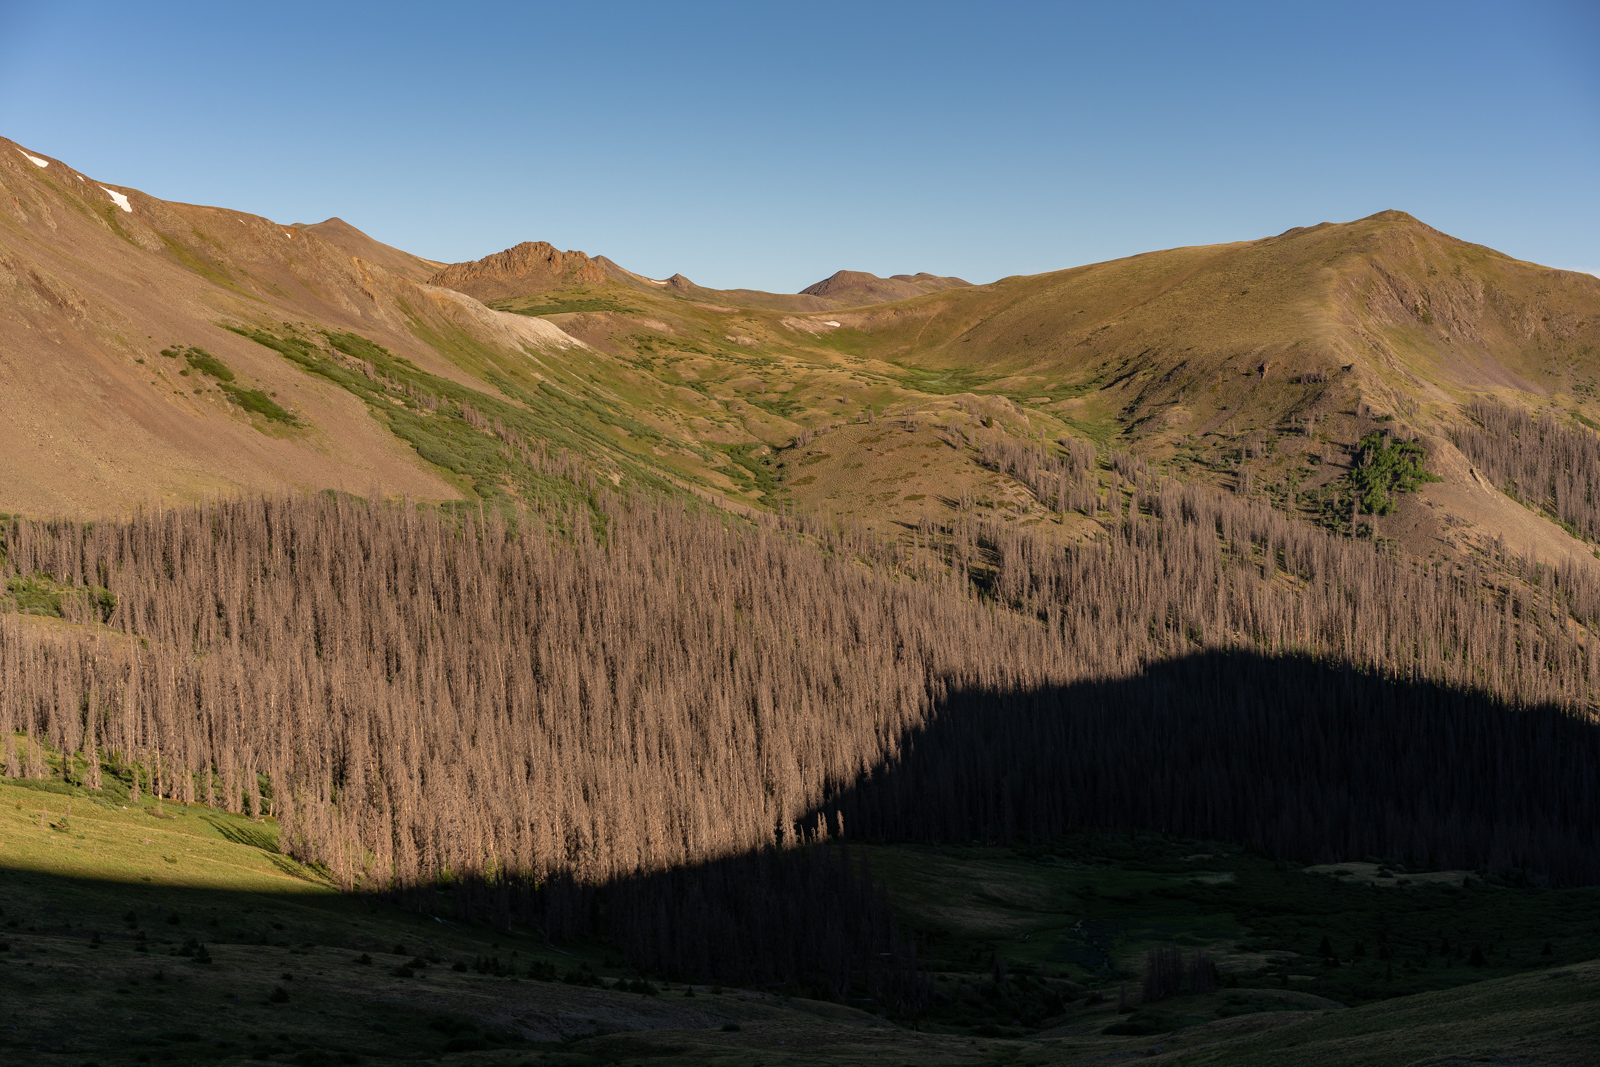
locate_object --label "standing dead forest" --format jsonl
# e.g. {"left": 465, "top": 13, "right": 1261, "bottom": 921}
{"left": 1455, "top": 398, "right": 1600, "bottom": 542}
{"left": 3, "top": 407, "right": 1600, "bottom": 1002}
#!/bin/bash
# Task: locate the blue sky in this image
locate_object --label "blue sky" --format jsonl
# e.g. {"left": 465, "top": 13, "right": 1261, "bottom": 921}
{"left": 1, "top": 1, "right": 1595, "bottom": 290}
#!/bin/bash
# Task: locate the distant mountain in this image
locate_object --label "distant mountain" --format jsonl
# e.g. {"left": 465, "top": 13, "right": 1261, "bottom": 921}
{"left": 431, "top": 246, "right": 968, "bottom": 311}
{"left": 800, "top": 269, "right": 971, "bottom": 305}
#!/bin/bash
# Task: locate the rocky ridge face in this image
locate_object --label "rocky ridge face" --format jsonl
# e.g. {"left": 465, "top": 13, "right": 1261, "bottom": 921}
{"left": 429, "top": 241, "right": 608, "bottom": 301}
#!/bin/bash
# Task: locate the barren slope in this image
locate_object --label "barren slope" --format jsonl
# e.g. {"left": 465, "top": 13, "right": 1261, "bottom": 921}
{"left": 0, "top": 138, "right": 829, "bottom": 514}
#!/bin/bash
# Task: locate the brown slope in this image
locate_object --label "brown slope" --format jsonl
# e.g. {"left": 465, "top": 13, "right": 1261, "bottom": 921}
{"left": 293, "top": 216, "right": 443, "bottom": 283}
{"left": 0, "top": 137, "right": 634, "bottom": 516}
{"left": 0, "top": 140, "right": 469, "bottom": 515}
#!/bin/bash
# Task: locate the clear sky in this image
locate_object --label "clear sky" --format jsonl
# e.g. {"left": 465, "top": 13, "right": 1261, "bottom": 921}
{"left": 1, "top": 1, "right": 1595, "bottom": 291}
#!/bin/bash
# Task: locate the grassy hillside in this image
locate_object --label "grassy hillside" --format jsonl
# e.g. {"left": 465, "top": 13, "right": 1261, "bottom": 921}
{"left": 831, "top": 211, "right": 1600, "bottom": 441}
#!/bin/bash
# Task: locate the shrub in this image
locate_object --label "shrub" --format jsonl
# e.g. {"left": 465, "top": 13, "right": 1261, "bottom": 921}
{"left": 5, "top": 575, "right": 62, "bottom": 617}
{"left": 1348, "top": 432, "right": 1440, "bottom": 515}
{"left": 222, "top": 386, "right": 297, "bottom": 426}
{"left": 182, "top": 348, "right": 235, "bottom": 382}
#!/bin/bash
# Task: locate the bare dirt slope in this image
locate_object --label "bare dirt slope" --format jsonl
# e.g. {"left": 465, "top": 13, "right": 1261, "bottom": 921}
{"left": 0, "top": 141, "right": 466, "bottom": 514}
{"left": 294, "top": 216, "right": 443, "bottom": 283}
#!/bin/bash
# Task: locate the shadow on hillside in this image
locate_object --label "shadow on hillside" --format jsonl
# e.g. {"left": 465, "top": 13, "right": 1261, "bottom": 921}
{"left": 4, "top": 650, "right": 1597, "bottom": 1010}
{"left": 805, "top": 650, "right": 1600, "bottom": 885}
{"left": 548, "top": 651, "right": 1600, "bottom": 1000}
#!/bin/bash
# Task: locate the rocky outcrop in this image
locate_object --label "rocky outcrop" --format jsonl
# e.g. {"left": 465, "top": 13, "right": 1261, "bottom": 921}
{"left": 429, "top": 241, "right": 608, "bottom": 301}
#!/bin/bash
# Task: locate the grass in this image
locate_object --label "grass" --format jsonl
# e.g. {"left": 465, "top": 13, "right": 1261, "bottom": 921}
{"left": 0, "top": 767, "right": 888, "bottom": 1065}
{"left": 863, "top": 836, "right": 1600, "bottom": 1012}
{"left": 228, "top": 324, "right": 627, "bottom": 517}
{"left": 487, "top": 290, "right": 642, "bottom": 317}
{"left": 2, "top": 573, "right": 116, "bottom": 621}
{"left": 179, "top": 347, "right": 235, "bottom": 383}
{"left": 220, "top": 385, "right": 297, "bottom": 426}
{"left": 718, "top": 443, "right": 782, "bottom": 501}
{"left": 891, "top": 366, "right": 996, "bottom": 396}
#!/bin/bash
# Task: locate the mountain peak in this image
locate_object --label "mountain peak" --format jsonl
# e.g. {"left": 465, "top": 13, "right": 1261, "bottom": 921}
{"left": 1362, "top": 209, "right": 1423, "bottom": 225}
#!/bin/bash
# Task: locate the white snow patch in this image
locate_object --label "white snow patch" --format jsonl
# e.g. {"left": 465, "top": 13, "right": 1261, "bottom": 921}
{"left": 101, "top": 187, "right": 132, "bottom": 212}
{"left": 18, "top": 149, "right": 48, "bottom": 167}
{"left": 284, "top": 230, "right": 293, "bottom": 239}
{"left": 420, "top": 283, "right": 592, "bottom": 363}
{"left": 823, "top": 321, "right": 841, "bottom": 327}
{"left": 644, "top": 278, "right": 667, "bottom": 286}
{"left": 495, "top": 309, "right": 591, "bottom": 352}
{"left": 74, "top": 173, "right": 85, "bottom": 181}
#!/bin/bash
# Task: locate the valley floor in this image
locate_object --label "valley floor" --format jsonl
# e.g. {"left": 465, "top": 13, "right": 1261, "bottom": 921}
{"left": 3, "top": 777, "right": 1596, "bottom": 1066}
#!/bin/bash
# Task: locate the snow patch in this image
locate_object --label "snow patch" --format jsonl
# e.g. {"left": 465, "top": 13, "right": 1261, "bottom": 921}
{"left": 421, "top": 283, "right": 592, "bottom": 363}
{"left": 18, "top": 149, "right": 48, "bottom": 167}
{"left": 823, "top": 321, "right": 841, "bottom": 327}
{"left": 101, "top": 187, "right": 132, "bottom": 212}
{"left": 495, "top": 309, "right": 591, "bottom": 352}
{"left": 644, "top": 278, "right": 668, "bottom": 286}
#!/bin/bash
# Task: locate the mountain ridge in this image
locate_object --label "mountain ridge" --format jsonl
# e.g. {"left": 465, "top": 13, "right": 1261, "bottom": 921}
{"left": 430, "top": 242, "right": 972, "bottom": 311}
{"left": 6, "top": 134, "right": 1600, "bottom": 578}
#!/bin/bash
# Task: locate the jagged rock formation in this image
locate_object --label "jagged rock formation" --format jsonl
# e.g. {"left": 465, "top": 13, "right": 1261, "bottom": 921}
{"left": 428, "top": 240, "right": 609, "bottom": 301}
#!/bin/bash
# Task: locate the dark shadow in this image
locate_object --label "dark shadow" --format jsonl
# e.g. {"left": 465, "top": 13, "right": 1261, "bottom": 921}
{"left": 525, "top": 651, "right": 1600, "bottom": 1008}
{"left": 202, "top": 815, "right": 278, "bottom": 854}
{"left": 805, "top": 650, "right": 1600, "bottom": 885}
{"left": 7, "top": 651, "right": 1597, "bottom": 1030}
